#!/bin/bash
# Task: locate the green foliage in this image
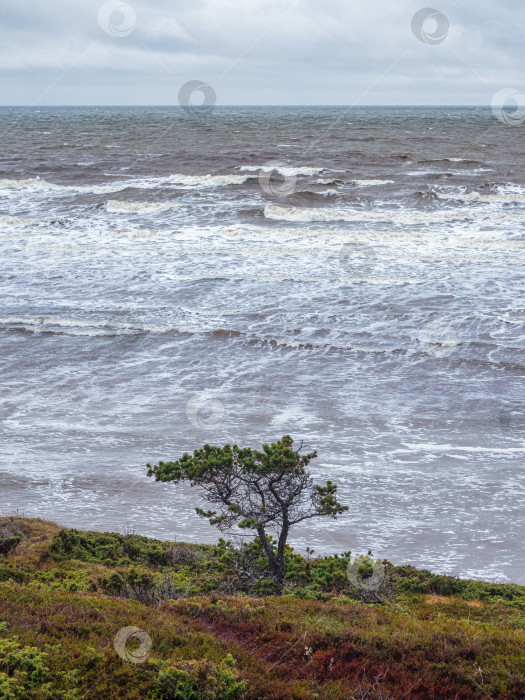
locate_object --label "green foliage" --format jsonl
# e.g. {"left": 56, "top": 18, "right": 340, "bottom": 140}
{"left": 7, "top": 524, "right": 525, "bottom": 608}
{"left": 2, "top": 518, "right": 525, "bottom": 699}
{"left": 147, "top": 437, "right": 348, "bottom": 585}
{"left": 0, "top": 628, "right": 64, "bottom": 699}
{"left": 49, "top": 529, "right": 171, "bottom": 567}
{"left": 33, "top": 568, "right": 96, "bottom": 593}
{"left": 152, "top": 655, "right": 245, "bottom": 699}
{"left": 391, "top": 564, "right": 525, "bottom": 603}
{"left": 147, "top": 436, "right": 318, "bottom": 483}
{"left": 0, "top": 569, "right": 28, "bottom": 585}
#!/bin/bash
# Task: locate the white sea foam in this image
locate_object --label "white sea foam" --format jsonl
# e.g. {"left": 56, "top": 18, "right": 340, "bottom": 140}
{"left": 0, "top": 177, "right": 49, "bottom": 190}
{"left": 110, "top": 228, "right": 159, "bottom": 237}
{"left": 213, "top": 224, "right": 427, "bottom": 242}
{"left": 406, "top": 170, "right": 437, "bottom": 176}
{"left": 0, "top": 173, "right": 253, "bottom": 197}
{"left": 402, "top": 442, "right": 525, "bottom": 454}
{"left": 316, "top": 178, "right": 339, "bottom": 185}
{"left": 312, "top": 189, "right": 338, "bottom": 197}
{"left": 263, "top": 204, "right": 480, "bottom": 224}
{"left": 498, "top": 315, "right": 525, "bottom": 324}
{"left": 0, "top": 316, "right": 171, "bottom": 336}
{"left": 0, "top": 215, "right": 37, "bottom": 227}
{"left": 106, "top": 200, "right": 178, "bottom": 214}
{"left": 352, "top": 179, "right": 395, "bottom": 186}
{"left": 165, "top": 173, "right": 251, "bottom": 187}
{"left": 0, "top": 177, "right": 129, "bottom": 195}
{"left": 239, "top": 165, "right": 326, "bottom": 176}
{"left": 436, "top": 190, "right": 525, "bottom": 204}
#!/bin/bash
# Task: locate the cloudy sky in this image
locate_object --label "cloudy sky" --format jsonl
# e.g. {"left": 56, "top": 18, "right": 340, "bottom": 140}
{"left": 0, "top": 0, "right": 523, "bottom": 105}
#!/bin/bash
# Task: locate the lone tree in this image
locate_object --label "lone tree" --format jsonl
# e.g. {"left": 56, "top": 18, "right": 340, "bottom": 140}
{"left": 147, "top": 435, "right": 348, "bottom": 586}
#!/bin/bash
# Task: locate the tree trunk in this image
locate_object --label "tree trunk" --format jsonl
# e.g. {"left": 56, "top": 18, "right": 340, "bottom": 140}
{"left": 276, "top": 518, "right": 289, "bottom": 587}
{"left": 256, "top": 525, "right": 283, "bottom": 589}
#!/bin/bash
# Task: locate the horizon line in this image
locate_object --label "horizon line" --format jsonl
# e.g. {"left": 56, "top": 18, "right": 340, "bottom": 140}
{"left": 0, "top": 104, "right": 493, "bottom": 108}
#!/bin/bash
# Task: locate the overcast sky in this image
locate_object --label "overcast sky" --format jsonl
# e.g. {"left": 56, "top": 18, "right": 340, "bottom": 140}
{"left": 0, "top": 0, "right": 523, "bottom": 105}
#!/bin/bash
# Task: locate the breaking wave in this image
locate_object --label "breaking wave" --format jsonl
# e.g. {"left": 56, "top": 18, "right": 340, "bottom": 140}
{"left": 106, "top": 200, "right": 179, "bottom": 214}
{"left": 263, "top": 204, "right": 487, "bottom": 224}
{"left": 239, "top": 165, "right": 328, "bottom": 177}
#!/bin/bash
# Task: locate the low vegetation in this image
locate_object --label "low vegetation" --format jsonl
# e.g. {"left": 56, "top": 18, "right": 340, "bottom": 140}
{"left": 1, "top": 516, "right": 524, "bottom": 698}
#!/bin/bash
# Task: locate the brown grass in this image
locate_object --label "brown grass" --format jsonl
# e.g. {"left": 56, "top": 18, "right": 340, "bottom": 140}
{"left": 0, "top": 516, "right": 63, "bottom": 558}
{"left": 424, "top": 594, "right": 453, "bottom": 605}
{"left": 1, "top": 518, "right": 525, "bottom": 698}
{"left": 0, "top": 516, "right": 63, "bottom": 541}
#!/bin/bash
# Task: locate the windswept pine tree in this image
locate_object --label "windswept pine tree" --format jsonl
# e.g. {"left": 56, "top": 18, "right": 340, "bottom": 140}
{"left": 147, "top": 435, "right": 348, "bottom": 587}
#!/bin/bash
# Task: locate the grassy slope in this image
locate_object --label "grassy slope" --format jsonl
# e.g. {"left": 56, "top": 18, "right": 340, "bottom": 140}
{"left": 0, "top": 517, "right": 524, "bottom": 699}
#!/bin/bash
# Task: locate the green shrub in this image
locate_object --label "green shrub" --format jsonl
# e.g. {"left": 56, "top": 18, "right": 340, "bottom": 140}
{"left": 152, "top": 654, "right": 245, "bottom": 699}
{"left": 0, "top": 631, "right": 50, "bottom": 699}
{"left": 49, "top": 530, "right": 171, "bottom": 568}
{"left": 0, "top": 569, "right": 27, "bottom": 585}
{"left": 391, "top": 565, "right": 525, "bottom": 603}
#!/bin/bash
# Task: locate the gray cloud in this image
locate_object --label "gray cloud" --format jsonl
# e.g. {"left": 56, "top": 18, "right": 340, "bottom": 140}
{"left": 0, "top": 0, "right": 524, "bottom": 105}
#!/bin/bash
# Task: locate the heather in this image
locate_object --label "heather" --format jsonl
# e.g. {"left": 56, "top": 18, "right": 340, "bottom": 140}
{"left": 1, "top": 516, "right": 524, "bottom": 699}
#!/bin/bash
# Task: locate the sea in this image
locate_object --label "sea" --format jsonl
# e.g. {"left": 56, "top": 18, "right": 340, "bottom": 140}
{"left": 0, "top": 106, "right": 524, "bottom": 584}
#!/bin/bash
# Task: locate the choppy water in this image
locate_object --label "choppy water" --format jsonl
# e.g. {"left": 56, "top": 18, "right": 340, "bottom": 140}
{"left": 1, "top": 106, "right": 524, "bottom": 584}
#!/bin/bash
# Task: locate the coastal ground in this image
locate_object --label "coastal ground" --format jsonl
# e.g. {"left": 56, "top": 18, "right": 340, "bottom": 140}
{"left": 1, "top": 516, "right": 524, "bottom": 699}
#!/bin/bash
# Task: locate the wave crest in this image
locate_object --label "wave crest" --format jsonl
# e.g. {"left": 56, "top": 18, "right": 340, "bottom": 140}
{"left": 106, "top": 200, "right": 178, "bottom": 214}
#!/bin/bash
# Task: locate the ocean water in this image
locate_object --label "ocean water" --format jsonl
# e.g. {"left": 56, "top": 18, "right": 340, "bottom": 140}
{"left": 0, "top": 106, "right": 524, "bottom": 583}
